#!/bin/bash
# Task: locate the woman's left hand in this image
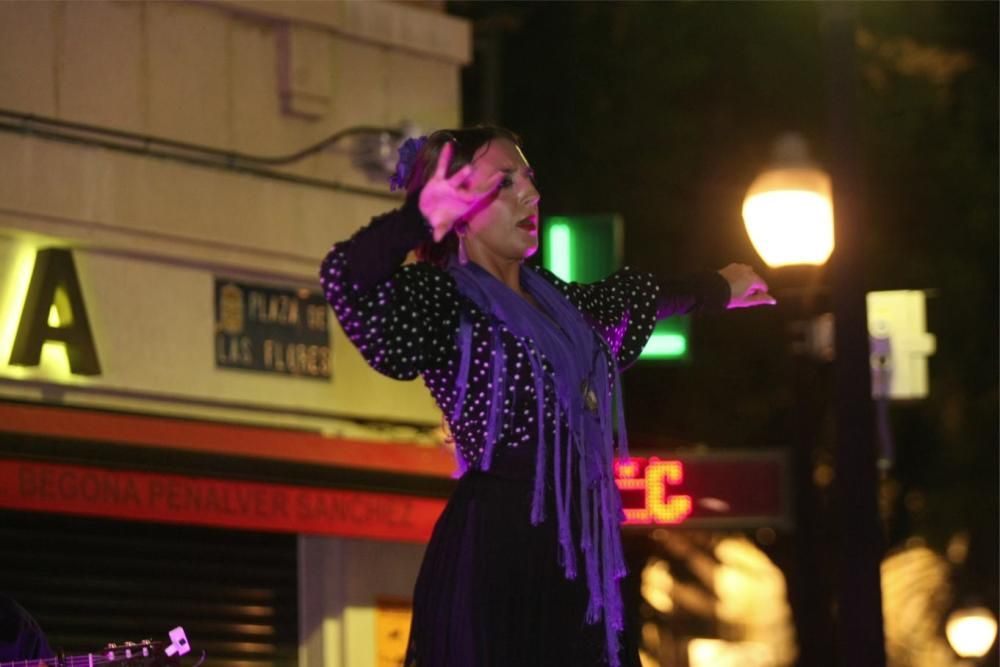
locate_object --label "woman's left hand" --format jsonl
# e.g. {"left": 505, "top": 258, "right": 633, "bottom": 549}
{"left": 718, "top": 263, "right": 777, "bottom": 309}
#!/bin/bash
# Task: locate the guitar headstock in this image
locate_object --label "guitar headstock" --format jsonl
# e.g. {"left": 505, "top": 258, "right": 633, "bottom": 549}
{"left": 101, "top": 627, "right": 191, "bottom": 665}
{"left": 50, "top": 627, "right": 193, "bottom": 667}
{"left": 162, "top": 627, "right": 190, "bottom": 659}
{"left": 98, "top": 639, "right": 162, "bottom": 665}
{"left": 0, "top": 627, "right": 195, "bottom": 667}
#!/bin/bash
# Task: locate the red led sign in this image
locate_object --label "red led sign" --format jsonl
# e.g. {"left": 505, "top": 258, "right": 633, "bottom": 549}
{"left": 613, "top": 453, "right": 790, "bottom": 529}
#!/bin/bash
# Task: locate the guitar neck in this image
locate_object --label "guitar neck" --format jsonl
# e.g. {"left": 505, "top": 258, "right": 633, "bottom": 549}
{"left": 0, "top": 653, "right": 94, "bottom": 667}
{"left": 2, "top": 656, "right": 108, "bottom": 667}
{"left": 1, "top": 646, "right": 160, "bottom": 667}
{"left": 1, "top": 627, "right": 185, "bottom": 667}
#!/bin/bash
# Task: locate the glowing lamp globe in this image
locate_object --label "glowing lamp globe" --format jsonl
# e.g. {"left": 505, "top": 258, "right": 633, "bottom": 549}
{"left": 946, "top": 606, "right": 998, "bottom": 658}
{"left": 742, "top": 134, "right": 835, "bottom": 268}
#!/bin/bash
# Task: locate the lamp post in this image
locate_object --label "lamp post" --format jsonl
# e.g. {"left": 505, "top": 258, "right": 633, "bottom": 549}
{"left": 820, "top": 4, "right": 888, "bottom": 664}
{"left": 744, "top": 2, "right": 885, "bottom": 667}
{"left": 743, "top": 134, "right": 839, "bottom": 667}
{"left": 743, "top": 5, "right": 889, "bottom": 665}
{"left": 743, "top": 109, "right": 885, "bottom": 667}
{"left": 743, "top": 118, "right": 886, "bottom": 665}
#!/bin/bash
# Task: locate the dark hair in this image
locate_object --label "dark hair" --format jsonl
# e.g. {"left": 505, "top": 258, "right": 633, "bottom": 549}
{"left": 408, "top": 126, "right": 522, "bottom": 268}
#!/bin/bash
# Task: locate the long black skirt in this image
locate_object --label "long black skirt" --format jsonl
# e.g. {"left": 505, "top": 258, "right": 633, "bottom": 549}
{"left": 404, "top": 470, "right": 641, "bottom": 667}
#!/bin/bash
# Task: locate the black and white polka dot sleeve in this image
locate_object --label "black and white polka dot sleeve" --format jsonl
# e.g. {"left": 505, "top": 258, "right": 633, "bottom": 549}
{"left": 538, "top": 266, "right": 661, "bottom": 368}
{"left": 538, "top": 266, "right": 731, "bottom": 369}
{"left": 319, "top": 196, "right": 459, "bottom": 380}
{"left": 656, "top": 271, "right": 731, "bottom": 319}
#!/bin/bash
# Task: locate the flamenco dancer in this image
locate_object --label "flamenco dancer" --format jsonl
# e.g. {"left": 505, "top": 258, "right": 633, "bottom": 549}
{"left": 321, "top": 127, "right": 775, "bottom": 667}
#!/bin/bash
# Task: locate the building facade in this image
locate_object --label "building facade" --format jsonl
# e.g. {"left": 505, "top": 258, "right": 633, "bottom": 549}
{"left": 0, "top": 2, "right": 469, "bottom": 665}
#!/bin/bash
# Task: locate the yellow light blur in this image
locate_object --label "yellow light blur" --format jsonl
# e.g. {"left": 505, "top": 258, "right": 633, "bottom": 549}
{"left": 881, "top": 546, "right": 958, "bottom": 666}
{"left": 640, "top": 558, "right": 674, "bottom": 614}
{"left": 742, "top": 188, "right": 834, "bottom": 267}
{"left": 712, "top": 537, "right": 797, "bottom": 665}
{"left": 946, "top": 606, "right": 998, "bottom": 658}
{"left": 742, "top": 135, "right": 835, "bottom": 268}
{"left": 688, "top": 638, "right": 773, "bottom": 667}
{"left": 639, "top": 645, "right": 659, "bottom": 667}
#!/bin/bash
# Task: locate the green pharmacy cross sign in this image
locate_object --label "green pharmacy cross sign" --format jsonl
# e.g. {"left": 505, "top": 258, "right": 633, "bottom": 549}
{"left": 541, "top": 215, "right": 690, "bottom": 362}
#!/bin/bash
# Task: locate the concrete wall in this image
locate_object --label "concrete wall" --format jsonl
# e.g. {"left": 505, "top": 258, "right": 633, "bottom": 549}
{"left": 0, "top": 0, "right": 470, "bottom": 438}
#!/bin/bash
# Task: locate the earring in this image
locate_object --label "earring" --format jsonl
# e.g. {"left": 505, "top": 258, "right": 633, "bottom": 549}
{"left": 458, "top": 234, "right": 469, "bottom": 265}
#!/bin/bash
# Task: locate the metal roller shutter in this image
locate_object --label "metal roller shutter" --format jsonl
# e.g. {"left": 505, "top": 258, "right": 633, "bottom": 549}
{"left": 0, "top": 510, "right": 298, "bottom": 667}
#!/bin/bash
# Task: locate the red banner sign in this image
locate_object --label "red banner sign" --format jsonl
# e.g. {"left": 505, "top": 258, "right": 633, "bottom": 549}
{"left": 0, "top": 460, "right": 446, "bottom": 543}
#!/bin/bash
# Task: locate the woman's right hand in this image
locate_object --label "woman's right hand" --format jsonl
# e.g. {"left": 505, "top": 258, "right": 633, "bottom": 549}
{"left": 419, "top": 142, "right": 504, "bottom": 242}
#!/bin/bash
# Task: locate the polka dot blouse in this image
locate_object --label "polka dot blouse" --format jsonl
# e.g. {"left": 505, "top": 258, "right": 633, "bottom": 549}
{"left": 320, "top": 196, "right": 729, "bottom": 475}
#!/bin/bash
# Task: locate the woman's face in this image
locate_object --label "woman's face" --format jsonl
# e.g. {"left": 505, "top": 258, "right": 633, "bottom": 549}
{"left": 461, "top": 138, "right": 541, "bottom": 261}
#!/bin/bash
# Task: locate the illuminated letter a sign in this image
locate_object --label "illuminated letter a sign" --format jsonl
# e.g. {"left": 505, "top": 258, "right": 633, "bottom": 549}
{"left": 9, "top": 248, "right": 101, "bottom": 375}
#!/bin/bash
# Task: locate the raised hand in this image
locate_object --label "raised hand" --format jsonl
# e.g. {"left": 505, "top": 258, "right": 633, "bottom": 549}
{"left": 718, "top": 263, "right": 777, "bottom": 309}
{"left": 419, "top": 142, "right": 505, "bottom": 242}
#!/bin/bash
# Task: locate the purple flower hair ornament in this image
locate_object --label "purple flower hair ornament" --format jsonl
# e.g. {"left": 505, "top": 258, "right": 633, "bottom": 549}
{"left": 389, "top": 135, "right": 428, "bottom": 192}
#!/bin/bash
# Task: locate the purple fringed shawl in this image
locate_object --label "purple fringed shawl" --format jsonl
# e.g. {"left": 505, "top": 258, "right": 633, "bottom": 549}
{"left": 448, "top": 260, "right": 631, "bottom": 667}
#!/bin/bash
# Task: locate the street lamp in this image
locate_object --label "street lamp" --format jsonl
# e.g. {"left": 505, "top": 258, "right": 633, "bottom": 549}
{"left": 946, "top": 606, "right": 998, "bottom": 659}
{"left": 743, "top": 127, "right": 886, "bottom": 667}
{"left": 742, "top": 133, "right": 834, "bottom": 268}
{"left": 745, "top": 22, "right": 896, "bottom": 667}
{"left": 743, "top": 132, "right": 838, "bottom": 667}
